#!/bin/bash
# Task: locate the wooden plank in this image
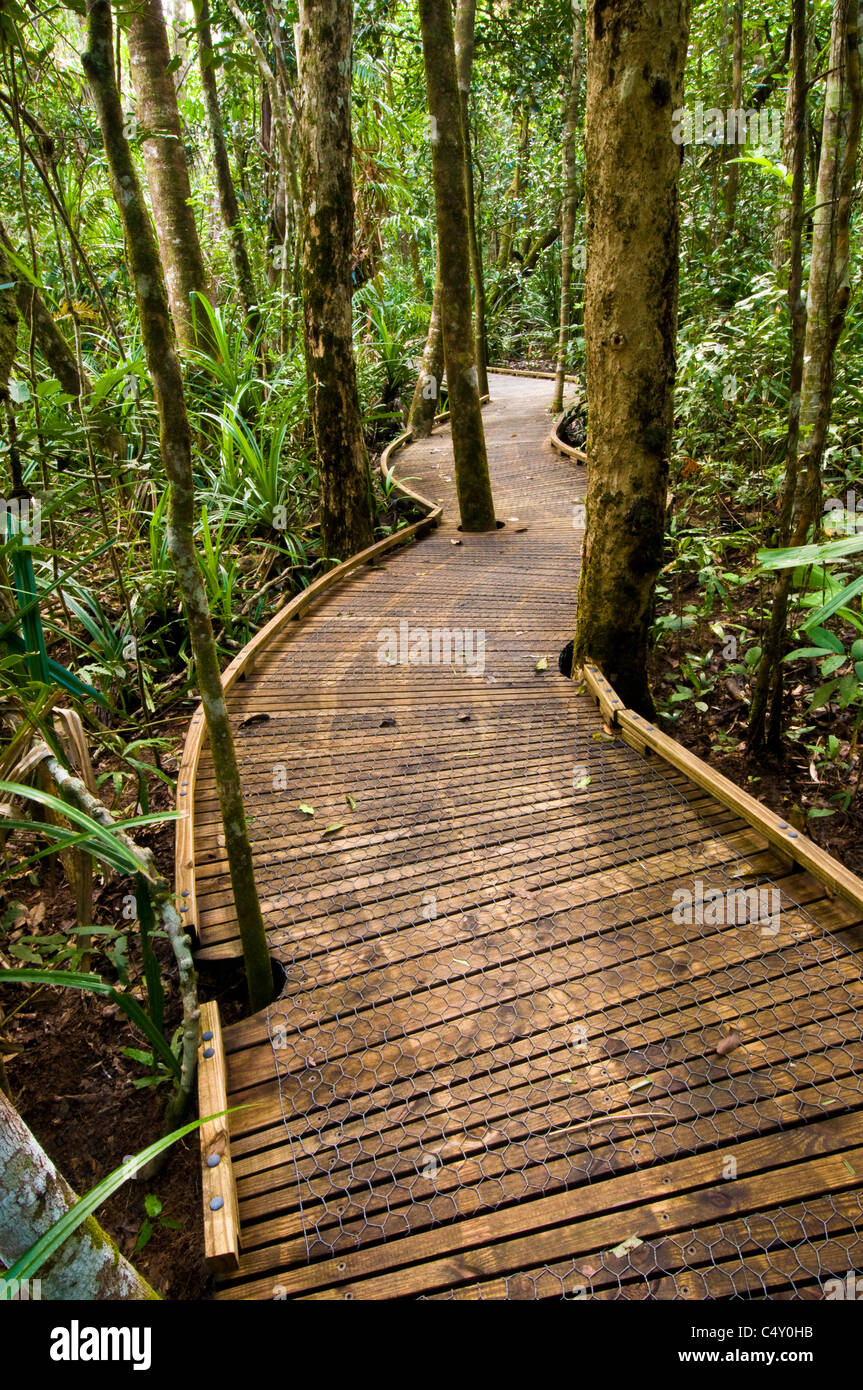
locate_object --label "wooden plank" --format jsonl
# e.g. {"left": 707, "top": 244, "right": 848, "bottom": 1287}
{"left": 194, "top": 808, "right": 754, "bottom": 940}
{"left": 486, "top": 365, "right": 578, "bottom": 383}
{"left": 193, "top": 792, "right": 738, "bottom": 922}
{"left": 233, "top": 1023, "right": 863, "bottom": 1255}
{"left": 174, "top": 423, "right": 447, "bottom": 939}
{"left": 221, "top": 864, "right": 856, "bottom": 1097}
{"left": 197, "top": 1002, "right": 241, "bottom": 1274}
{"left": 224, "top": 917, "right": 863, "bottom": 1158}
{"left": 426, "top": 1184, "right": 863, "bottom": 1300}
{"left": 212, "top": 1110, "right": 863, "bottom": 1299}
{"left": 223, "top": 911, "right": 858, "bottom": 1155}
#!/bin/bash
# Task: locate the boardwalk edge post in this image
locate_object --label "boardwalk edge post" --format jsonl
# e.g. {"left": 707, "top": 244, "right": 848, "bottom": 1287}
{"left": 198, "top": 1001, "right": 241, "bottom": 1274}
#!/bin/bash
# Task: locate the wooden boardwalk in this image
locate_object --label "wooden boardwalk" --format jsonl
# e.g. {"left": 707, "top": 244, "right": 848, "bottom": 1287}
{"left": 185, "top": 373, "right": 863, "bottom": 1299}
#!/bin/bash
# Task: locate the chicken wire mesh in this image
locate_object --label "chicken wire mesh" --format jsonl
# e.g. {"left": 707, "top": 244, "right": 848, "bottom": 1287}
{"left": 221, "top": 690, "right": 863, "bottom": 1300}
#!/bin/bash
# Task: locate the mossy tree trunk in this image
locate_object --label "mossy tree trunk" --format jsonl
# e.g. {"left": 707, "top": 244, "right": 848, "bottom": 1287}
{"left": 552, "top": 3, "right": 585, "bottom": 415}
{"left": 296, "top": 0, "right": 375, "bottom": 560}
{"left": 455, "top": 0, "right": 488, "bottom": 396}
{"left": 497, "top": 105, "right": 529, "bottom": 271}
{"left": 573, "top": 0, "right": 691, "bottom": 716}
{"left": 748, "top": 0, "right": 862, "bottom": 753}
{"left": 419, "top": 0, "right": 496, "bottom": 532}
{"left": 0, "top": 1089, "right": 158, "bottom": 1299}
{"left": 193, "top": 0, "right": 260, "bottom": 336}
{"left": 83, "top": 0, "right": 273, "bottom": 1013}
{"left": 772, "top": 16, "right": 804, "bottom": 272}
{"left": 126, "top": 0, "right": 212, "bottom": 350}
{"left": 408, "top": 259, "right": 443, "bottom": 439}
{"left": 790, "top": 0, "right": 861, "bottom": 533}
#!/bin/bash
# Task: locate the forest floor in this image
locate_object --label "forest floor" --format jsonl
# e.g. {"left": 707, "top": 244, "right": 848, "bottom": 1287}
{"left": 1, "top": 722, "right": 215, "bottom": 1298}
{"left": 649, "top": 614, "right": 863, "bottom": 879}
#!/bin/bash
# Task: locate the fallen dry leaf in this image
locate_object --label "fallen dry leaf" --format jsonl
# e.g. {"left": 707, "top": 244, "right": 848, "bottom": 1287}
{"left": 715, "top": 1030, "right": 745, "bottom": 1056}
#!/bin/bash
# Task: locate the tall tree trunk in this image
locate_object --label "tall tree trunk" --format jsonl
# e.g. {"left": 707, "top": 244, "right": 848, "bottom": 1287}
{"left": 0, "top": 1089, "right": 157, "bottom": 1299}
{"left": 126, "top": 0, "right": 212, "bottom": 350}
{"left": 454, "top": 0, "right": 488, "bottom": 395}
{"left": 296, "top": 0, "right": 374, "bottom": 560}
{"left": 748, "top": 0, "right": 862, "bottom": 753}
{"left": 408, "top": 260, "right": 444, "bottom": 438}
{"left": 497, "top": 105, "right": 529, "bottom": 270}
{"left": 792, "top": 0, "right": 861, "bottom": 531}
{"left": 225, "top": 0, "right": 297, "bottom": 353}
{"left": 772, "top": 16, "right": 803, "bottom": 271}
{"left": 83, "top": 0, "right": 274, "bottom": 1013}
{"left": 573, "top": 0, "right": 691, "bottom": 715}
{"left": 724, "top": 3, "right": 744, "bottom": 235}
{"left": 552, "top": 3, "right": 585, "bottom": 414}
{"left": 193, "top": 0, "right": 260, "bottom": 335}
{"left": 419, "top": 0, "right": 496, "bottom": 532}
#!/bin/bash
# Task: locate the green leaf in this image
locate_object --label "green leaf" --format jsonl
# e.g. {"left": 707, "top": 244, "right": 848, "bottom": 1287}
{"left": 121, "top": 1047, "right": 155, "bottom": 1067}
{"left": 727, "top": 153, "right": 792, "bottom": 187}
{"left": 133, "top": 1219, "right": 153, "bottom": 1254}
{"left": 809, "top": 679, "right": 839, "bottom": 711}
{"left": 807, "top": 626, "right": 845, "bottom": 655}
{"left": 802, "top": 574, "right": 863, "bottom": 630}
{"left": 298, "top": 803, "right": 315, "bottom": 816}
{"left": 9, "top": 942, "right": 45, "bottom": 963}
{"left": 758, "top": 533, "right": 863, "bottom": 570}
{"left": 144, "top": 1193, "right": 162, "bottom": 1219}
{"left": 0, "top": 781, "right": 152, "bottom": 878}
{"left": 785, "top": 646, "right": 842, "bottom": 662}
{"left": 323, "top": 822, "right": 345, "bottom": 835}
{"left": 820, "top": 653, "right": 847, "bottom": 677}
{"left": 8, "top": 380, "right": 30, "bottom": 404}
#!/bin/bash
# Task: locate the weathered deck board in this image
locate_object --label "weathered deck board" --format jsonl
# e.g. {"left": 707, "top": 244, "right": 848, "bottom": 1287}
{"left": 188, "top": 374, "right": 863, "bottom": 1299}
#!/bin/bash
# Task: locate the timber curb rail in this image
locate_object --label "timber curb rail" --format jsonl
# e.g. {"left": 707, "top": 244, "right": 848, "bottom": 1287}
{"left": 178, "top": 369, "right": 863, "bottom": 1294}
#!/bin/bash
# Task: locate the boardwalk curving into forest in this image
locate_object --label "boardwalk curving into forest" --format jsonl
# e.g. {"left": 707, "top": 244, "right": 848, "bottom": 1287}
{"left": 186, "top": 374, "right": 863, "bottom": 1300}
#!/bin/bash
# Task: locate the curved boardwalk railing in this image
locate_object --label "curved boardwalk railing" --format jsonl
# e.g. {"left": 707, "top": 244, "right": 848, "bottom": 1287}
{"left": 184, "top": 373, "right": 863, "bottom": 1298}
